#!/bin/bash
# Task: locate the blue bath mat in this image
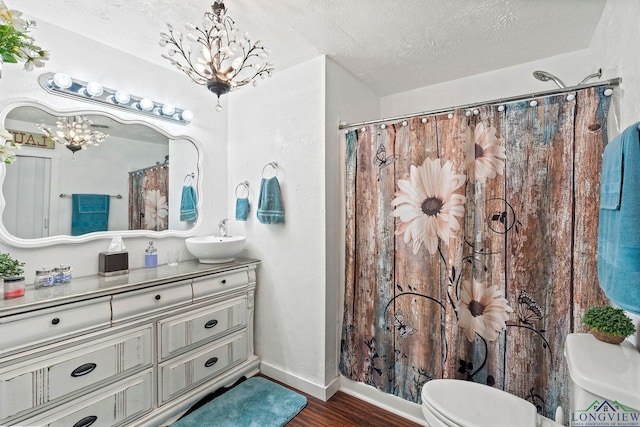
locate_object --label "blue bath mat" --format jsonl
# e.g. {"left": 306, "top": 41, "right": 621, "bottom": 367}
{"left": 172, "top": 377, "right": 307, "bottom": 427}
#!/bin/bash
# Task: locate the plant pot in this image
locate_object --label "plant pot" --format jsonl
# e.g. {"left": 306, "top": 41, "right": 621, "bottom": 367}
{"left": 590, "top": 328, "right": 625, "bottom": 344}
{"left": 3, "top": 276, "right": 25, "bottom": 299}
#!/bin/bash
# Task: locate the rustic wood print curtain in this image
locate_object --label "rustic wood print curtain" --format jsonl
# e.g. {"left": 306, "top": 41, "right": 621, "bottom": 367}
{"left": 128, "top": 165, "right": 169, "bottom": 231}
{"left": 340, "top": 87, "right": 611, "bottom": 418}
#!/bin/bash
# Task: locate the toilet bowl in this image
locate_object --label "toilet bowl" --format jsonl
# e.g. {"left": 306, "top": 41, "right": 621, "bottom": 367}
{"left": 421, "top": 379, "right": 564, "bottom": 427}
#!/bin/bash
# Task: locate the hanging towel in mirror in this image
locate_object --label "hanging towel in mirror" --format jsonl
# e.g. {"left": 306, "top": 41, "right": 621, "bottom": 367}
{"left": 180, "top": 185, "right": 198, "bottom": 222}
{"left": 257, "top": 177, "right": 284, "bottom": 224}
{"left": 71, "top": 194, "right": 110, "bottom": 236}
{"left": 598, "top": 121, "right": 640, "bottom": 314}
{"left": 236, "top": 198, "right": 250, "bottom": 221}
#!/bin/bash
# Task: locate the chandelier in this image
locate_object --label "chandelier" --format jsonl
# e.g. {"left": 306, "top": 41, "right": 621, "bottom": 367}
{"left": 37, "top": 116, "right": 108, "bottom": 156}
{"left": 159, "top": 1, "right": 274, "bottom": 112}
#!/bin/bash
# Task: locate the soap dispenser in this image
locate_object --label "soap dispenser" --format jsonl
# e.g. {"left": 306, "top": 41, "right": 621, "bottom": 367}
{"left": 145, "top": 241, "right": 158, "bottom": 268}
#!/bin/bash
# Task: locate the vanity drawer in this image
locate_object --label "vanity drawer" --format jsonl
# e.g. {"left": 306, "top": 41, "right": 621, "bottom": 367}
{"left": 0, "top": 325, "right": 152, "bottom": 421}
{"left": 0, "top": 297, "right": 111, "bottom": 355}
{"left": 192, "top": 270, "right": 249, "bottom": 300}
{"left": 158, "top": 296, "right": 247, "bottom": 360}
{"left": 22, "top": 370, "right": 152, "bottom": 427}
{"left": 159, "top": 331, "right": 247, "bottom": 403}
{"left": 111, "top": 280, "right": 192, "bottom": 322}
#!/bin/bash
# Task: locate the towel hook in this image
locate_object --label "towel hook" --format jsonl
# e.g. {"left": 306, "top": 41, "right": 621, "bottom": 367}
{"left": 184, "top": 172, "right": 195, "bottom": 185}
{"left": 262, "top": 161, "right": 278, "bottom": 178}
{"left": 235, "top": 181, "right": 250, "bottom": 198}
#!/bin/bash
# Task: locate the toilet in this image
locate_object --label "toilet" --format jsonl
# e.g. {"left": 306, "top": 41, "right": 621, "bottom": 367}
{"left": 565, "top": 333, "right": 640, "bottom": 418}
{"left": 421, "top": 379, "right": 563, "bottom": 427}
{"left": 421, "top": 332, "right": 640, "bottom": 427}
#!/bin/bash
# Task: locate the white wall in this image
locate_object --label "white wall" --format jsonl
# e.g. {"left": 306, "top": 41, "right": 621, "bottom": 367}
{"left": 227, "top": 56, "right": 328, "bottom": 395}
{"left": 0, "top": 18, "right": 228, "bottom": 279}
{"left": 589, "top": 0, "right": 640, "bottom": 131}
{"left": 381, "top": 49, "right": 593, "bottom": 118}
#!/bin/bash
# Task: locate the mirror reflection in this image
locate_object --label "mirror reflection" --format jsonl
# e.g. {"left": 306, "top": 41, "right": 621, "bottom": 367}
{"left": 2, "top": 103, "right": 200, "bottom": 241}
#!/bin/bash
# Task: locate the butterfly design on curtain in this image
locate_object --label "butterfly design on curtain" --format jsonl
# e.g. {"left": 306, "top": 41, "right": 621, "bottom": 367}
{"left": 373, "top": 142, "right": 396, "bottom": 181}
{"left": 392, "top": 309, "right": 417, "bottom": 338}
{"left": 516, "top": 291, "right": 544, "bottom": 325}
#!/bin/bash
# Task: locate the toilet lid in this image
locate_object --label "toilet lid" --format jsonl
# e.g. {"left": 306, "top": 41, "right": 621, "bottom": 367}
{"left": 422, "top": 379, "right": 538, "bottom": 427}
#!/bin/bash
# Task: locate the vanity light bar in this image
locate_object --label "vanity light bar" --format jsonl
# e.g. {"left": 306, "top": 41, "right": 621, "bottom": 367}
{"left": 38, "top": 72, "right": 193, "bottom": 124}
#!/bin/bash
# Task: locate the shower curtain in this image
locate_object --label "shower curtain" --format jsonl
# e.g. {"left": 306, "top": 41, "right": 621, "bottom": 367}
{"left": 340, "top": 87, "right": 611, "bottom": 418}
{"left": 128, "top": 165, "right": 169, "bottom": 231}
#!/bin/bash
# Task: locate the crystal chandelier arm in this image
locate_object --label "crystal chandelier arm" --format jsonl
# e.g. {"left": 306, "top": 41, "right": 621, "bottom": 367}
{"left": 161, "top": 28, "right": 208, "bottom": 85}
{"left": 228, "top": 43, "right": 273, "bottom": 84}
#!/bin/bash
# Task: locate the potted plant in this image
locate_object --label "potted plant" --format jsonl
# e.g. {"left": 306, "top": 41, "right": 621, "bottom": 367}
{"left": 582, "top": 305, "right": 636, "bottom": 344}
{"left": 0, "top": 252, "right": 24, "bottom": 298}
{"left": 0, "top": 0, "right": 49, "bottom": 77}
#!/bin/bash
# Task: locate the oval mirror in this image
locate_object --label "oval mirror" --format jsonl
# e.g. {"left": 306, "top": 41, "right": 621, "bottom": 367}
{"left": 0, "top": 100, "right": 202, "bottom": 248}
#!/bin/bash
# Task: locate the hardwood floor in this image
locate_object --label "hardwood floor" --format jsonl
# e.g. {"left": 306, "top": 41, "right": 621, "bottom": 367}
{"left": 282, "top": 386, "right": 423, "bottom": 427}
{"left": 182, "top": 374, "right": 424, "bottom": 426}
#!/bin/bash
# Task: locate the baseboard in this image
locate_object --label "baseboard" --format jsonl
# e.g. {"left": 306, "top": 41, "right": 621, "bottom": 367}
{"left": 339, "top": 375, "right": 428, "bottom": 426}
{"left": 259, "top": 360, "right": 340, "bottom": 402}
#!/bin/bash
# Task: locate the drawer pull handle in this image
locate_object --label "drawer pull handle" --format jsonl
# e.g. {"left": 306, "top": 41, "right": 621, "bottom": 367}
{"left": 73, "top": 415, "right": 97, "bottom": 427}
{"left": 155, "top": 294, "right": 161, "bottom": 300}
{"left": 221, "top": 279, "right": 227, "bottom": 284}
{"left": 71, "top": 363, "right": 97, "bottom": 377}
{"left": 51, "top": 317, "right": 60, "bottom": 325}
{"left": 204, "top": 319, "right": 218, "bottom": 329}
{"left": 205, "top": 357, "right": 219, "bottom": 368}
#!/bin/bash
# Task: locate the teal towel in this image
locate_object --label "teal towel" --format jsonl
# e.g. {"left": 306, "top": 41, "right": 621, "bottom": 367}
{"left": 72, "top": 194, "right": 110, "bottom": 236}
{"left": 180, "top": 185, "right": 198, "bottom": 222}
{"left": 257, "top": 177, "right": 284, "bottom": 224}
{"left": 598, "top": 122, "right": 640, "bottom": 314}
{"left": 236, "top": 197, "right": 250, "bottom": 221}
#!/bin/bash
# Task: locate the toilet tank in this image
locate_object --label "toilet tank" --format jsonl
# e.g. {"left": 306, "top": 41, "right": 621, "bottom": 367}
{"left": 565, "top": 333, "right": 640, "bottom": 413}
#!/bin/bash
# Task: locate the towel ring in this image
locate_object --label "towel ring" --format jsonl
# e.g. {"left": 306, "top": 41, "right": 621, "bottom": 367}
{"left": 262, "top": 161, "right": 278, "bottom": 178}
{"left": 235, "top": 181, "right": 250, "bottom": 198}
{"left": 184, "top": 172, "right": 195, "bottom": 185}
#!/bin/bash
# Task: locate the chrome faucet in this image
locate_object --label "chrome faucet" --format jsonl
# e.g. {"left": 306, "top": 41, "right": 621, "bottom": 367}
{"left": 218, "top": 218, "right": 228, "bottom": 237}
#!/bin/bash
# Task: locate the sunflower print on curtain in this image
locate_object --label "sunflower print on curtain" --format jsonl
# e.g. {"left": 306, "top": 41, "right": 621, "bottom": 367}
{"left": 340, "top": 87, "right": 611, "bottom": 420}
{"left": 128, "top": 165, "right": 169, "bottom": 231}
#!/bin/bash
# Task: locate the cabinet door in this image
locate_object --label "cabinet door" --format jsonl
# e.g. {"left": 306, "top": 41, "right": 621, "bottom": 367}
{"left": 159, "top": 331, "right": 247, "bottom": 402}
{"left": 22, "top": 371, "right": 152, "bottom": 427}
{"left": 111, "top": 280, "right": 192, "bottom": 323}
{"left": 158, "top": 296, "right": 246, "bottom": 360}
{"left": 192, "top": 271, "right": 249, "bottom": 301}
{"left": 0, "top": 297, "right": 111, "bottom": 356}
{"left": 0, "top": 326, "right": 151, "bottom": 421}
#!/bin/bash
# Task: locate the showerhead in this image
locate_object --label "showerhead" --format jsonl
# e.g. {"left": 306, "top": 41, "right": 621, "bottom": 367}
{"left": 532, "top": 70, "right": 566, "bottom": 88}
{"left": 580, "top": 68, "right": 603, "bottom": 84}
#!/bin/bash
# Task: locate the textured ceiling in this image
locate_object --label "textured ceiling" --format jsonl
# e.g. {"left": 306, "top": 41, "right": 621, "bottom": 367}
{"left": 16, "top": 0, "right": 607, "bottom": 96}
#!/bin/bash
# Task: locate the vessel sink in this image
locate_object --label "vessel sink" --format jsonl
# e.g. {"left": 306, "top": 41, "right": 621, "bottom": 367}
{"left": 185, "top": 235, "right": 246, "bottom": 264}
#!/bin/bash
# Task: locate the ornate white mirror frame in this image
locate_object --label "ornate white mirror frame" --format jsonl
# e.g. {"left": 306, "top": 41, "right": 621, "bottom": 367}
{"left": 0, "top": 98, "right": 203, "bottom": 248}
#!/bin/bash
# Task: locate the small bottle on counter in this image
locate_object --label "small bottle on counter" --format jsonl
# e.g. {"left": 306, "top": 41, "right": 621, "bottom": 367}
{"left": 3, "top": 276, "right": 25, "bottom": 298}
{"left": 53, "top": 265, "right": 72, "bottom": 284}
{"left": 34, "top": 267, "right": 54, "bottom": 289}
{"left": 145, "top": 241, "right": 158, "bottom": 268}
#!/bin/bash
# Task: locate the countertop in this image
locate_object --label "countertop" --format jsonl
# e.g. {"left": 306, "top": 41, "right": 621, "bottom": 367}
{"left": 0, "top": 258, "right": 260, "bottom": 317}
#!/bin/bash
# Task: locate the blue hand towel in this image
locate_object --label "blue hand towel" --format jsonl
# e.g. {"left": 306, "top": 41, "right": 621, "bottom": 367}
{"left": 257, "top": 177, "right": 284, "bottom": 224}
{"left": 236, "top": 197, "right": 250, "bottom": 221}
{"left": 598, "top": 122, "right": 640, "bottom": 314}
{"left": 180, "top": 185, "right": 198, "bottom": 222}
{"left": 72, "top": 194, "right": 110, "bottom": 236}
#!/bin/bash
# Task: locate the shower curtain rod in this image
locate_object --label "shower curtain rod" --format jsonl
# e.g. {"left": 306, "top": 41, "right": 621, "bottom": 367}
{"left": 338, "top": 77, "right": 622, "bottom": 130}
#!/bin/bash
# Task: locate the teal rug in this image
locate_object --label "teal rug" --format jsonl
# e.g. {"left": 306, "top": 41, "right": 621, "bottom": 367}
{"left": 172, "top": 377, "right": 307, "bottom": 427}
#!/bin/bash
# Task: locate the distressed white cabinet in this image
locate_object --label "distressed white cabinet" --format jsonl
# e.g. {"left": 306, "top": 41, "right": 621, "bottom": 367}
{"left": 0, "top": 259, "right": 259, "bottom": 427}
